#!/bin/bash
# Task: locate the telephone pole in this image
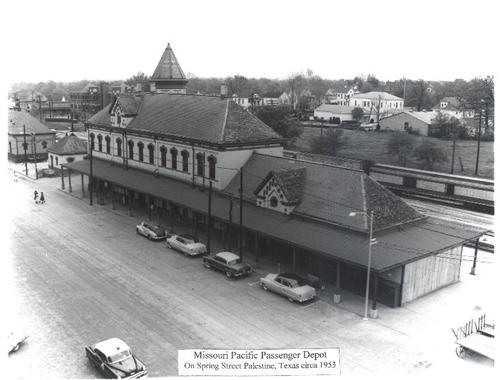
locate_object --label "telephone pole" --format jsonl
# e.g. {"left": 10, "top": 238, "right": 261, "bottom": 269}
{"left": 207, "top": 180, "right": 212, "bottom": 255}
{"left": 474, "top": 109, "right": 482, "bottom": 176}
{"left": 22, "top": 124, "right": 28, "bottom": 176}
{"left": 239, "top": 169, "right": 243, "bottom": 259}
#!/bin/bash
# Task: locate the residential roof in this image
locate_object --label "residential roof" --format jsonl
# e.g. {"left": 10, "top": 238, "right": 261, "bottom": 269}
{"left": 62, "top": 158, "right": 484, "bottom": 272}
{"left": 87, "top": 94, "right": 284, "bottom": 145}
{"left": 315, "top": 104, "right": 357, "bottom": 114}
{"left": 8, "top": 109, "right": 56, "bottom": 135}
{"left": 351, "top": 91, "right": 403, "bottom": 101}
{"left": 151, "top": 43, "right": 187, "bottom": 82}
{"left": 47, "top": 134, "right": 87, "bottom": 154}
{"left": 380, "top": 111, "right": 437, "bottom": 125}
{"left": 223, "top": 153, "right": 424, "bottom": 232}
{"left": 432, "top": 96, "right": 461, "bottom": 111}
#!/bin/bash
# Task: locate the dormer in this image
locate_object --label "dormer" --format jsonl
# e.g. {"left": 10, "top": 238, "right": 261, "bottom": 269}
{"left": 254, "top": 167, "right": 306, "bottom": 215}
{"left": 440, "top": 101, "right": 448, "bottom": 109}
{"left": 109, "top": 95, "right": 141, "bottom": 128}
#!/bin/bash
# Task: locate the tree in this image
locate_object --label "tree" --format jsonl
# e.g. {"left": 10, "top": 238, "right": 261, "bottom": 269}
{"left": 125, "top": 72, "right": 150, "bottom": 92}
{"left": 413, "top": 140, "right": 448, "bottom": 170}
{"left": 309, "top": 129, "right": 347, "bottom": 156}
{"left": 351, "top": 107, "right": 364, "bottom": 122}
{"left": 386, "top": 132, "right": 415, "bottom": 166}
{"left": 252, "top": 107, "right": 303, "bottom": 145}
{"left": 286, "top": 72, "right": 306, "bottom": 111}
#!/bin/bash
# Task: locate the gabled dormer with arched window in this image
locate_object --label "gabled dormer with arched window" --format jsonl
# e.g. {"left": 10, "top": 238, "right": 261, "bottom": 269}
{"left": 109, "top": 95, "right": 141, "bottom": 128}
{"left": 254, "top": 167, "right": 306, "bottom": 215}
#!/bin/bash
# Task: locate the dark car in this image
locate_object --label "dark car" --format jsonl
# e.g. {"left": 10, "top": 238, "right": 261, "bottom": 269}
{"left": 203, "top": 251, "right": 251, "bottom": 278}
{"left": 85, "top": 338, "right": 148, "bottom": 379}
{"left": 136, "top": 221, "right": 167, "bottom": 240}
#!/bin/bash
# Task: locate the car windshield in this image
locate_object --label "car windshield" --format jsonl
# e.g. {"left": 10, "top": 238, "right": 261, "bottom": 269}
{"left": 109, "top": 350, "right": 131, "bottom": 363}
{"left": 280, "top": 274, "right": 305, "bottom": 287}
{"left": 151, "top": 225, "right": 165, "bottom": 235}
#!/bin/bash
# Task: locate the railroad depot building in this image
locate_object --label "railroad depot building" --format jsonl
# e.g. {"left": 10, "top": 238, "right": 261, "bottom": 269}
{"left": 62, "top": 44, "right": 483, "bottom": 310}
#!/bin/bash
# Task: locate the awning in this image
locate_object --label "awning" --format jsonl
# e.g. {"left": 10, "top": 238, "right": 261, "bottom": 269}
{"left": 62, "top": 159, "right": 486, "bottom": 272}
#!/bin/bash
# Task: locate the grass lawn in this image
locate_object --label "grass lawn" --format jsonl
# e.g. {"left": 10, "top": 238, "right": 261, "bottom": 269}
{"left": 294, "top": 127, "right": 494, "bottom": 179}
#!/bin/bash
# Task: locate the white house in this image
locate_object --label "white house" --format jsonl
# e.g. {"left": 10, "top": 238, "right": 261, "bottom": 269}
{"left": 432, "top": 97, "right": 474, "bottom": 119}
{"left": 47, "top": 133, "right": 88, "bottom": 172}
{"left": 349, "top": 91, "right": 404, "bottom": 122}
{"left": 379, "top": 111, "right": 438, "bottom": 136}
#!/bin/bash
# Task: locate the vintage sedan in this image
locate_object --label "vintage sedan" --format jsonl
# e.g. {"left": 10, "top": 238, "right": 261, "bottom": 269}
{"left": 260, "top": 273, "right": 316, "bottom": 303}
{"left": 136, "top": 221, "right": 167, "bottom": 240}
{"left": 85, "top": 338, "right": 148, "bottom": 379}
{"left": 166, "top": 234, "right": 207, "bottom": 256}
{"left": 203, "top": 251, "right": 251, "bottom": 278}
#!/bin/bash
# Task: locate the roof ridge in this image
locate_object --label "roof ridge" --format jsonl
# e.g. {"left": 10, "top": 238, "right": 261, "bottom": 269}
{"left": 255, "top": 152, "right": 364, "bottom": 173}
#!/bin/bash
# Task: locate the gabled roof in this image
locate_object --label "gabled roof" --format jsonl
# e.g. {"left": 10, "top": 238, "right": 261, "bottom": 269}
{"left": 111, "top": 94, "right": 142, "bottom": 115}
{"left": 8, "top": 109, "right": 55, "bottom": 135}
{"left": 432, "top": 96, "right": 461, "bottom": 111}
{"left": 223, "top": 153, "right": 423, "bottom": 232}
{"left": 351, "top": 91, "right": 403, "bottom": 101}
{"left": 255, "top": 167, "right": 306, "bottom": 205}
{"left": 87, "top": 94, "right": 283, "bottom": 146}
{"left": 380, "top": 111, "right": 437, "bottom": 125}
{"left": 47, "top": 134, "right": 87, "bottom": 154}
{"left": 151, "top": 43, "right": 187, "bottom": 83}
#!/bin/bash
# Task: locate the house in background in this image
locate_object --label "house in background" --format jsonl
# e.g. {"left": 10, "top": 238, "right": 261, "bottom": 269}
{"left": 379, "top": 111, "right": 438, "bottom": 136}
{"left": 324, "top": 86, "right": 359, "bottom": 106}
{"left": 47, "top": 133, "right": 88, "bottom": 172}
{"left": 432, "top": 96, "right": 474, "bottom": 119}
{"left": 8, "top": 109, "right": 56, "bottom": 162}
{"left": 349, "top": 91, "right": 404, "bottom": 122}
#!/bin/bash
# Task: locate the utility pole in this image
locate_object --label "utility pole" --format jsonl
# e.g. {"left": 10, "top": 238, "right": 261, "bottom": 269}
{"left": 70, "top": 109, "right": 74, "bottom": 132}
{"left": 38, "top": 96, "right": 42, "bottom": 122}
{"left": 31, "top": 133, "right": 38, "bottom": 179}
{"left": 228, "top": 198, "right": 233, "bottom": 251}
{"left": 207, "top": 180, "right": 212, "bottom": 254}
{"left": 89, "top": 134, "right": 93, "bottom": 206}
{"left": 450, "top": 125, "right": 456, "bottom": 174}
{"left": 22, "top": 124, "right": 28, "bottom": 176}
{"left": 470, "top": 238, "right": 479, "bottom": 275}
{"left": 239, "top": 169, "right": 243, "bottom": 260}
{"left": 474, "top": 109, "right": 482, "bottom": 176}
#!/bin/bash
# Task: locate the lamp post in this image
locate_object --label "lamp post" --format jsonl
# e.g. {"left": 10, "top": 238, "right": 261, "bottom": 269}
{"left": 349, "top": 210, "right": 376, "bottom": 320}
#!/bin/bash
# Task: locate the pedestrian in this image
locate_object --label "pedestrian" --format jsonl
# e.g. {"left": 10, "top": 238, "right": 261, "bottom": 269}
{"left": 34, "top": 190, "right": 39, "bottom": 204}
{"left": 39, "top": 192, "right": 45, "bottom": 204}
{"left": 13, "top": 172, "right": 18, "bottom": 182}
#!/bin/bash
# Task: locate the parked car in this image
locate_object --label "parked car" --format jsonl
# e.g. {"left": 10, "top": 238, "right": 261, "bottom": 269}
{"left": 359, "top": 122, "right": 377, "bottom": 131}
{"left": 85, "top": 338, "right": 148, "bottom": 379}
{"left": 259, "top": 273, "right": 316, "bottom": 303}
{"left": 166, "top": 234, "right": 207, "bottom": 256}
{"left": 203, "top": 251, "right": 251, "bottom": 278}
{"left": 136, "top": 221, "right": 167, "bottom": 240}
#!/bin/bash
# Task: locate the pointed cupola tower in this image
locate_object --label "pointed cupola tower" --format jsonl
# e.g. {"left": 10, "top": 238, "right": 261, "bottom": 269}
{"left": 150, "top": 43, "right": 188, "bottom": 94}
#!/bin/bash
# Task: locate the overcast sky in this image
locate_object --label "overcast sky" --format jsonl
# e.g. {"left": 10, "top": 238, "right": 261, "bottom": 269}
{"left": 2, "top": 0, "right": 499, "bottom": 85}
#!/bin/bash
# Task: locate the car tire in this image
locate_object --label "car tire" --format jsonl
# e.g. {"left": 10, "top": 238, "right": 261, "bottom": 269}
{"left": 148, "top": 234, "right": 152, "bottom": 240}
{"left": 136, "top": 228, "right": 140, "bottom": 235}
{"left": 225, "top": 271, "right": 232, "bottom": 279}
{"left": 261, "top": 283, "right": 268, "bottom": 291}
{"left": 204, "top": 262, "right": 210, "bottom": 269}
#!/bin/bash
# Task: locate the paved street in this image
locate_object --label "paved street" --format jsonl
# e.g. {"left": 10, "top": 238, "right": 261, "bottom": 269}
{"left": 4, "top": 172, "right": 496, "bottom": 378}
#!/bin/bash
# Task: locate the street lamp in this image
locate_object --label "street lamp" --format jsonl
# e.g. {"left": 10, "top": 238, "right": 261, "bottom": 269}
{"left": 349, "top": 210, "right": 377, "bottom": 320}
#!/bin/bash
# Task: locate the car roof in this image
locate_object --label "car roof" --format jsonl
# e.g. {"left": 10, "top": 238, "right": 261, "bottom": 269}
{"left": 179, "top": 234, "right": 196, "bottom": 240}
{"left": 278, "top": 273, "right": 303, "bottom": 281}
{"left": 94, "top": 338, "right": 130, "bottom": 355}
{"left": 215, "top": 251, "right": 240, "bottom": 261}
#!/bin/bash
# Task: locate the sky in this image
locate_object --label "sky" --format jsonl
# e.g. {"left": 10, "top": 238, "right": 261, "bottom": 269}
{"left": 2, "top": 0, "right": 499, "bottom": 86}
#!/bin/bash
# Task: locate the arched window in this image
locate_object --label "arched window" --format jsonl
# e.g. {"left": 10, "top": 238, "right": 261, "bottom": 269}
{"left": 160, "top": 145, "right": 167, "bottom": 167}
{"left": 207, "top": 155, "right": 217, "bottom": 180}
{"left": 116, "top": 138, "right": 122, "bottom": 157}
{"left": 105, "top": 135, "right": 111, "bottom": 154}
{"left": 97, "top": 134, "right": 103, "bottom": 152}
{"left": 128, "top": 140, "right": 134, "bottom": 159}
{"left": 171, "top": 147, "right": 178, "bottom": 170}
{"left": 181, "top": 150, "right": 189, "bottom": 173}
{"left": 196, "top": 152, "right": 205, "bottom": 177}
{"left": 90, "top": 133, "right": 95, "bottom": 150}
{"left": 148, "top": 144, "right": 155, "bottom": 165}
{"left": 138, "top": 142, "right": 144, "bottom": 162}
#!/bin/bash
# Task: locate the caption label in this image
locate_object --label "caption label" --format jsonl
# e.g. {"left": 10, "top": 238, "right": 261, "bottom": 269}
{"left": 178, "top": 348, "right": 340, "bottom": 376}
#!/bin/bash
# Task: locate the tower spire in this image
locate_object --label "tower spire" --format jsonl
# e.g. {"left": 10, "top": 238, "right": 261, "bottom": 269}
{"left": 150, "top": 43, "right": 188, "bottom": 94}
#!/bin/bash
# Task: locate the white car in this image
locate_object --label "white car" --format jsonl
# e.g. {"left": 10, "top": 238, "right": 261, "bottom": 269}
{"left": 166, "top": 234, "right": 207, "bottom": 256}
{"left": 260, "top": 273, "right": 316, "bottom": 303}
{"left": 136, "top": 221, "right": 167, "bottom": 240}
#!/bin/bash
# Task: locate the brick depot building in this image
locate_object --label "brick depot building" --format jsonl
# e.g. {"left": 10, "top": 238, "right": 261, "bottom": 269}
{"left": 63, "top": 44, "right": 483, "bottom": 309}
